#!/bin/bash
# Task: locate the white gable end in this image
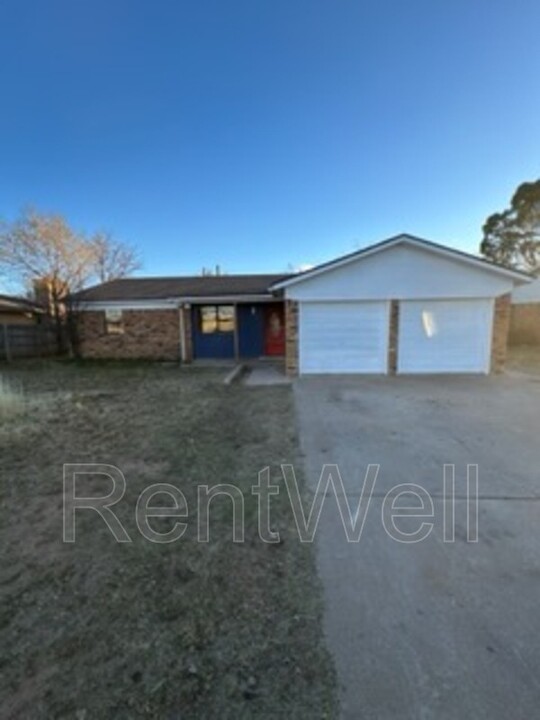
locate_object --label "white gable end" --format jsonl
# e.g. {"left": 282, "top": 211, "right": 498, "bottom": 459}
{"left": 284, "top": 243, "right": 516, "bottom": 301}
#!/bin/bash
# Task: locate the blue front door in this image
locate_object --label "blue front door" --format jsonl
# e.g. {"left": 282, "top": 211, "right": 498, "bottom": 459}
{"left": 238, "top": 304, "right": 265, "bottom": 358}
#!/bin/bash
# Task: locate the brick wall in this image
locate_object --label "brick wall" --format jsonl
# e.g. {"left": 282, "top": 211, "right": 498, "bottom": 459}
{"left": 285, "top": 300, "right": 299, "bottom": 376}
{"left": 490, "top": 294, "right": 511, "bottom": 373}
{"left": 77, "top": 309, "right": 181, "bottom": 360}
{"left": 387, "top": 300, "right": 399, "bottom": 374}
{"left": 509, "top": 303, "right": 540, "bottom": 345}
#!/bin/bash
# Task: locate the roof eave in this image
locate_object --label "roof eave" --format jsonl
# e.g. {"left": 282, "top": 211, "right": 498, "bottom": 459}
{"left": 180, "top": 293, "right": 277, "bottom": 303}
{"left": 75, "top": 293, "right": 279, "bottom": 309}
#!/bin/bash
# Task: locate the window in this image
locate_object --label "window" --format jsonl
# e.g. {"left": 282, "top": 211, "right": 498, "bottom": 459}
{"left": 105, "top": 308, "right": 124, "bottom": 335}
{"left": 199, "top": 305, "right": 235, "bottom": 333}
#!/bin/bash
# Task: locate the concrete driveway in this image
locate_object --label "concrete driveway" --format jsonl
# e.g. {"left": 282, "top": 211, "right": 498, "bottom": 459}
{"left": 294, "top": 374, "right": 540, "bottom": 719}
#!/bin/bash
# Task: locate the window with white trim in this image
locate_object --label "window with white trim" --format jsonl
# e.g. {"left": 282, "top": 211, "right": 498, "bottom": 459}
{"left": 105, "top": 308, "right": 124, "bottom": 334}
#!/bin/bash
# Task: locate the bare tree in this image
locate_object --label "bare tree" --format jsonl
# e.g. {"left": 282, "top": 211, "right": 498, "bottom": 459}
{"left": 0, "top": 208, "right": 141, "bottom": 352}
{"left": 0, "top": 209, "right": 96, "bottom": 350}
{"left": 91, "top": 232, "right": 141, "bottom": 283}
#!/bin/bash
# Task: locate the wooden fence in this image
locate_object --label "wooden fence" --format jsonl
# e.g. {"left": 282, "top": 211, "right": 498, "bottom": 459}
{"left": 0, "top": 323, "right": 57, "bottom": 360}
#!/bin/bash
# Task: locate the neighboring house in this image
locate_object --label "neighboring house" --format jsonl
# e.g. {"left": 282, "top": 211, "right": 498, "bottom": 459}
{"left": 0, "top": 294, "right": 53, "bottom": 360}
{"left": 0, "top": 294, "right": 45, "bottom": 325}
{"left": 510, "top": 277, "right": 540, "bottom": 345}
{"left": 72, "top": 234, "right": 532, "bottom": 375}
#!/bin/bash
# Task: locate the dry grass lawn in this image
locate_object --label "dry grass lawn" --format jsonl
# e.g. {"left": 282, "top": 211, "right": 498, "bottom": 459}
{"left": 0, "top": 360, "right": 336, "bottom": 719}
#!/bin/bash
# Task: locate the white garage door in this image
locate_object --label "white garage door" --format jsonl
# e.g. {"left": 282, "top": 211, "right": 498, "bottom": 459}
{"left": 398, "top": 299, "right": 493, "bottom": 374}
{"left": 299, "top": 302, "right": 389, "bottom": 374}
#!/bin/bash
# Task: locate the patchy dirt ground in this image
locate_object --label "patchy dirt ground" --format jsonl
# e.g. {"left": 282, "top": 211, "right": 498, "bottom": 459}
{"left": 0, "top": 361, "right": 336, "bottom": 720}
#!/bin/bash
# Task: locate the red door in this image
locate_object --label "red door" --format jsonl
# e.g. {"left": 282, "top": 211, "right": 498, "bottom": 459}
{"left": 264, "top": 304, "right": 285, "bottom": 356}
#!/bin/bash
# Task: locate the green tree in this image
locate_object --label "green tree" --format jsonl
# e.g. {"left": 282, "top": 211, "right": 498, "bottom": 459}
{"left": 480, "top": 180, "right": 540, "bottom": 272}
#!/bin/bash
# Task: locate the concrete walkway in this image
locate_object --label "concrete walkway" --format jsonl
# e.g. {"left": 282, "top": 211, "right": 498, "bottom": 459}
{"left": 294, "top": 374, "right": 540, "bottom": 719}
{"left": 243, "top": 364, "right": 291, "bottom": 386}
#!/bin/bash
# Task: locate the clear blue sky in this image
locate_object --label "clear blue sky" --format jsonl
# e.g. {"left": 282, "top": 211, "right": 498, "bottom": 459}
{"left": 1, "top": 0, "right": 539, "bottom": 277}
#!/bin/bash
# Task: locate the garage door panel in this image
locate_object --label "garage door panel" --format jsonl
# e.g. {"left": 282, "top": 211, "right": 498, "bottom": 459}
{"left": 300, "top": 302, "right": 389, "bottom": 374}
{"left": 398, "top": 300, "right": 493, "bottom": 374}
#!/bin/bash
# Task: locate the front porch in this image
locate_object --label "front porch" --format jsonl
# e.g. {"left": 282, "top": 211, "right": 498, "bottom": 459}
{"left": 189, "top": 300, "right": 285, "bottom": 362}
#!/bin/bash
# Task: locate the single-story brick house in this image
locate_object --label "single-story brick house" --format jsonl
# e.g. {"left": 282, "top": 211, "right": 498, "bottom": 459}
{"left": 72, "top": 234, "right": 532, "bottom": 375}
{"left": 73, "top": 273, "right": 289, "bottom": 363}
{"left": 510, "top": 276, "right": 540, "bottom": 345}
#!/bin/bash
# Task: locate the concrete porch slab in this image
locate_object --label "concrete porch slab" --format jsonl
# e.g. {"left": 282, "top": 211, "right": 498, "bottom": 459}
{"left": 243, "top": 365, "right": 291, "bottom": 386}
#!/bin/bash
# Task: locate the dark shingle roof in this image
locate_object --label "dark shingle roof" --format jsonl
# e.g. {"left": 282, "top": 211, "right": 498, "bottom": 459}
{"left": 71, "top": 274, "right": 292, "bottom": 302}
